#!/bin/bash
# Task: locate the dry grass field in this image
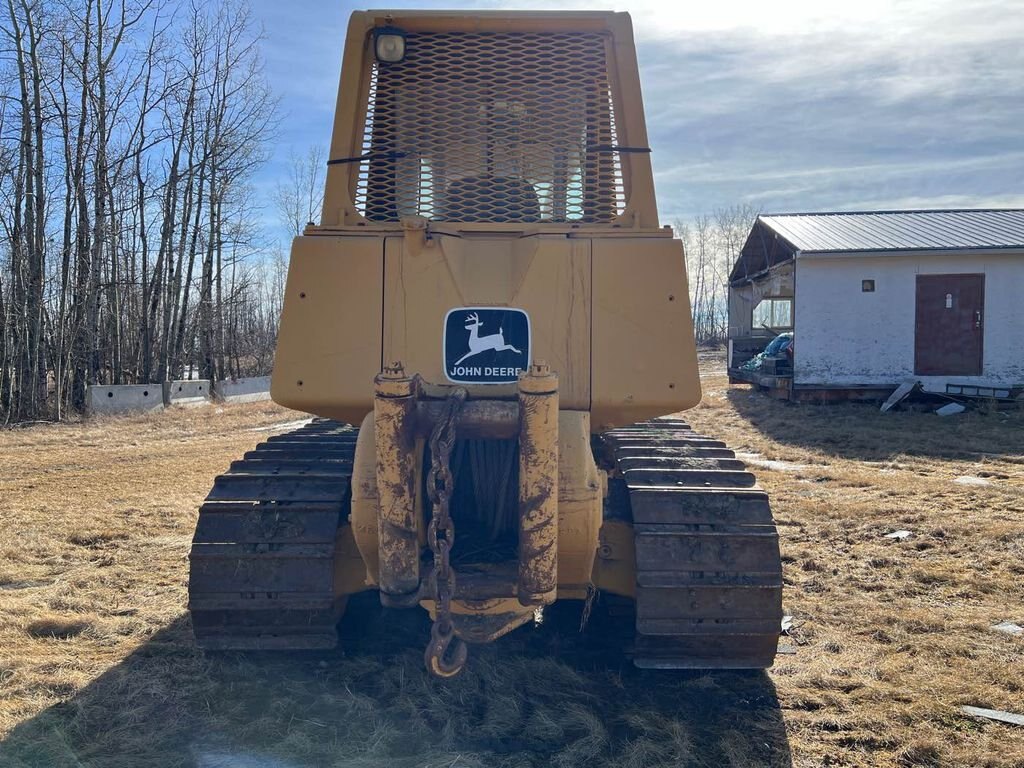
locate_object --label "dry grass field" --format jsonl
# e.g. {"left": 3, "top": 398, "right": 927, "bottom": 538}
{"left": 1, "top": 356, "right": 1022, "bottom": 767}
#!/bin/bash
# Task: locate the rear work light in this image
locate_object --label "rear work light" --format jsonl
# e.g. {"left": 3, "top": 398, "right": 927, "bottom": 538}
{"left": 374, "top": 26, "right": 406, "bottom": 63}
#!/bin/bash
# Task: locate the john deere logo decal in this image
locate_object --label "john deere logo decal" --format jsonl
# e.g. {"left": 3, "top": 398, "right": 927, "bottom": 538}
{"left": 444, "top": 308, "right": 530, "bottom": 384}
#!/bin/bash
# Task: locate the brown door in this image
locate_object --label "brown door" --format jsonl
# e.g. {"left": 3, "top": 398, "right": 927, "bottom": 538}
{"left": 914, "top": 274, "right": 984, "bottom": 375}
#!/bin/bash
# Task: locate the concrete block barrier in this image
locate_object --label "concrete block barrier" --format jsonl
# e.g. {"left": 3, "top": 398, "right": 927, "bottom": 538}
{"left": 214, "top": 375, "right": 272, "bottom": 403}
{"left": 87, "top": 384, "right": 164, "bottom": 415}
{"left": 163, "top": 379, "right": 212, "bottom": 407}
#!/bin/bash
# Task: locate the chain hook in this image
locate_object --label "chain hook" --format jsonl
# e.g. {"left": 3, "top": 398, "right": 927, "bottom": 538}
{"left": 424, "top": 620, "right": 468, "bottom": 678}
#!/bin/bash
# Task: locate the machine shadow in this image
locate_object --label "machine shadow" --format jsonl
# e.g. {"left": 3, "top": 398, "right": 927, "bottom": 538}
{"left": 725, "top": 384, "right": 1022, "bottom": 462}
{"left": 1, "top": 595, "right": 792, "bottom": 767}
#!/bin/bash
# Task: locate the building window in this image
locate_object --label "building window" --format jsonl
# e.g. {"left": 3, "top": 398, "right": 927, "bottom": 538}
{"left": 862, "top": 279, "right": 875, "bottom": 292}
{"left": 752, "top": 298, "right": 793, "bottom": 330}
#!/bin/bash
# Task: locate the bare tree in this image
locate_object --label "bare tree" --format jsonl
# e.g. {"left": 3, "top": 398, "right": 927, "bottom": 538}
{"left": 0, "top": 0, "right": 283, "bottom": 422}
{"left": 679, "top": 205, "right": 759, "bottom": 345}
{"left": 274, "top": 144, "right": 324, "bottom": 238}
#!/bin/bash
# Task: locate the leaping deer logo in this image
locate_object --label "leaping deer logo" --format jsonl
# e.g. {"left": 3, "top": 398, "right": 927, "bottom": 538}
{"left": 451, "top": 312, "right": 523, "bottom": 367}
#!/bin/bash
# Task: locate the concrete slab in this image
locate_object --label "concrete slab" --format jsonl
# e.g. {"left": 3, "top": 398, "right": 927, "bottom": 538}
{"left": 215, "top": 376, "right": 271, "bottom": 404}
{"left": 163, "top": 379, "right": 212, "bottom": 407}
{"left": 87, "top": 384, "right": 164, "bottom": 415}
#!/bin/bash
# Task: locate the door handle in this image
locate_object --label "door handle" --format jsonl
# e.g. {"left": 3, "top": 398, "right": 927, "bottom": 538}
{"left": 975, "top": 310, "right": 983, "bottom": 329}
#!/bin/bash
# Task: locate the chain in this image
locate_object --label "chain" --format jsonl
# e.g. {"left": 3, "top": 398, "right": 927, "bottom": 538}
{"left": 580, "top": 583, "right": 597, "bottom": 633}
{"left": 424, "top": 387, "right": 468, "bottom": 677}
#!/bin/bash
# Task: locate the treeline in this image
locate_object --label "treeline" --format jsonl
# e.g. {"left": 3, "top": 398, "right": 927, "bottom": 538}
{"left": 0, "top": 0, "right": 290, "bottom": 423}
{"left": 0, "top": 0, "right": 749, "bottom": 426}
{"left": 677, "top": 205, "right": 758, "bottom": 344}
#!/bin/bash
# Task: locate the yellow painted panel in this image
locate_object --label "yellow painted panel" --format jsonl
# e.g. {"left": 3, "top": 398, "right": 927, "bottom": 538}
{"left": 555, "top": 412, "right": 602, "bottom": 593}
{"left": 271, "top": 236, "right": 382, "bottom": 423}
{"left": 591, "top": 520, "right": 636, "bottom": 598}
{"left": 383, "top": 234, "right": 591, "bottom": 408}
{"left": 591, "top": 237, "right": 701, "bottom": 430}
{"left": 323, "top": 11, "right": 658, "bottom": 229}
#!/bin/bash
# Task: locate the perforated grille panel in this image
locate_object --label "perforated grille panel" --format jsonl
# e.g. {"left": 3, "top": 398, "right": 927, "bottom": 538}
{"left": 355, "top": 32, "right": 627, "bottom": 224}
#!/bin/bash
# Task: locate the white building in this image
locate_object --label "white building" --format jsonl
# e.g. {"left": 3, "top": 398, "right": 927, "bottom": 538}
{"left": 727, "top": 209, "right": 1024, "bottom": 401}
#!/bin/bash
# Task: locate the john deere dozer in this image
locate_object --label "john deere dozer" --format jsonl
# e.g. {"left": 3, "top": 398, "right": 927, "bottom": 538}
{"left": 188, "top": 9, "right": 782, "bottom": 676}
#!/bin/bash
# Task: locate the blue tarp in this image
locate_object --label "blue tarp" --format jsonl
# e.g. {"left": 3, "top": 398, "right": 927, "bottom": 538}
{"left": 741, "top": 333, "right": 793, "bottom": 371}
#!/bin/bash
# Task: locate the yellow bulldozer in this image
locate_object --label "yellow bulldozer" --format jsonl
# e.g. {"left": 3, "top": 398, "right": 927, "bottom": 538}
{"left": 188, "top": 9, "right": 782, "bottom": 677}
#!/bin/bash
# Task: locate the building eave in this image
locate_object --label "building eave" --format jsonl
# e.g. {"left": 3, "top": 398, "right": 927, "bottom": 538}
{"left": 795, "top": 246, "right": 1024, "bottom": 259}
{"left": 729, "top": 252, "right": 797, "bottom": 287}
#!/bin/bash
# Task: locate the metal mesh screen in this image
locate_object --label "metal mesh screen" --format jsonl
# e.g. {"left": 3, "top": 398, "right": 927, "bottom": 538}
{"left": 355, "top": 32, "right": 627, "bottom": 224}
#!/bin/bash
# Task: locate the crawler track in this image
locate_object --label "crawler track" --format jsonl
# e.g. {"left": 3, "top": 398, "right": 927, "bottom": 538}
{"left": 602, "top": 419, "right": 783, "bottom": 669}
{"left": 188, "top": 419, "right": 357, "bottom": 650}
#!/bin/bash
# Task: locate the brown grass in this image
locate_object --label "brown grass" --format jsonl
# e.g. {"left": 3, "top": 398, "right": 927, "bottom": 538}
{"left": 0, "top": 363, "right": 1021, "bottom": 767}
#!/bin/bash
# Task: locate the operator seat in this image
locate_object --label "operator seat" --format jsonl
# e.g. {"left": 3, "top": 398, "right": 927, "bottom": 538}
{"left": 442, "top": 175, "right": 541, "bottom": 223}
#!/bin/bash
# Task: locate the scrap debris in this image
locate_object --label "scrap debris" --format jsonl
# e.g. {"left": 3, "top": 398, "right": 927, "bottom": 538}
{"left": 881, "top": 379, "right": 919, "bottom": 413}
{"left": 879, "top": 379, "right": 1020, "bottom": 414}
{"left": 960, "top": 706, "right": 1024, "bottom": 727}
{"left": 776, "top": 611, "right": 799, "bottom": 654}
{"left": 884, "top": 530, "right": 913, "bottom": 540}
{"left": 991, "top": 622, "right": 1023, "bottom": 636}
{"left": 778, "top": 615, "right": 808, "bottom": 649}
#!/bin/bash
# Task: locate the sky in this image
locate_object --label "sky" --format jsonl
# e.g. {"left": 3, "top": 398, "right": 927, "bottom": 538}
{"left": 248, "top": 0, "right": 1024, "bottom": 233}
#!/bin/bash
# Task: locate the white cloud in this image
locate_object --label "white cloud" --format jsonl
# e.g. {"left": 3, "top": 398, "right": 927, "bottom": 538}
{"left": 838, "top": 193, "right": 1024, "bottom": 212}
{"left": 251, "top": 0, "right": 1024, "bottom": 226}
{"left": 471, "top": 0, "right": 897, "bottom": 35}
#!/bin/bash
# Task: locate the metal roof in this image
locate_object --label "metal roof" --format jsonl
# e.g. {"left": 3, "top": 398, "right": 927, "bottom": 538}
{"left": 758, "top": 209, "right": 1024, "bottom": 254}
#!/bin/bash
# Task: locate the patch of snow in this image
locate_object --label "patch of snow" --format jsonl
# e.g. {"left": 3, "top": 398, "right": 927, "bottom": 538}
{"left": 954, "top": 475, "right": 991, "bottom": 486}
{"left": 247, "top": 418, "right": 312, "bottom": 433}
{"left": 884, "top": 530, "right": 913, "bottom": 540}
{"left": 736, "top": 452, "right": 809, "bottom": 472}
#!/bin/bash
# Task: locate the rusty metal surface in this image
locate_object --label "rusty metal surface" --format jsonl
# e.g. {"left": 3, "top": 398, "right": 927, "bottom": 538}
{"left": 416, "top": 399, "right": 519, "bottom": 439}
{"left": 449, "top": 608, "right": 535, "bottom": 644}
{"left": 424, "top": 387, "right": 470, "bottom": 677}
{"left": 517, "top": 364, "right": 559, "bottom": 607}
{"left": 374, "top": 365, "right": 422, "bottom": 603}
{"left": 188, "top": 419, "right": 357, "bottom": 650}
{"left": 602, "top": 418, "right": 783, "bottom": 670}
{"left": 420, "top": 561, "right": 519, "bottom": 601}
